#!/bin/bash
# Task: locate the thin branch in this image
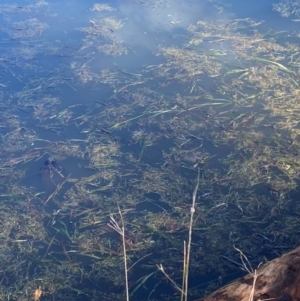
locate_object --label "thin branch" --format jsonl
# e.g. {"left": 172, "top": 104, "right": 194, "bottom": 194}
{"left": 184, "top": 169, "right": 200, "bottom": 301}
{"left": 108, "top": 205, "right": 129, "bottom": 301}
{"left": 156, "top": 264, "right": 184, "bottom": 295}
{"left": 233, "top": 245, "right": 263, "bottom": 301}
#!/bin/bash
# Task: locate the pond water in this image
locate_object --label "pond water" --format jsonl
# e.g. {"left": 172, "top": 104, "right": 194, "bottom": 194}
{"left": 0, "top": 0, "right": 299, "bottom": 300}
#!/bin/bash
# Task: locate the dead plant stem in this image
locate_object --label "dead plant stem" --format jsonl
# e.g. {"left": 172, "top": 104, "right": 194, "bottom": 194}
{"left": 108, "top": 205, "right": 129, "bottom": 301}
{"left": 184, "top": 169, "right": 200, "bottom": 301}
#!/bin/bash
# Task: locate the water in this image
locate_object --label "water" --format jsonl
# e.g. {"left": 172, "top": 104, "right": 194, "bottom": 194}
{"left": 0, "top": 0, "right": 299, "bottom": 300}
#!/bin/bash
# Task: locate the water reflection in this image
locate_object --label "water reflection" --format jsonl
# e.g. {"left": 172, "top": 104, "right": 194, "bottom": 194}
{"left": 0, "top": 0, "right": 299, "bottom": 300}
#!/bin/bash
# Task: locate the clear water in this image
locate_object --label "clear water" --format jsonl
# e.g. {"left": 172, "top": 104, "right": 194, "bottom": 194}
{"left": 0, "top": 0, "right": 299, "bottom": 300}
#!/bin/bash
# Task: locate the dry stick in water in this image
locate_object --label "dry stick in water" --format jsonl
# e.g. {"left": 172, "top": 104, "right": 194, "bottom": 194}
{"left": 45, "top": 174, "right": 71, "bottom": 204}
{"left": 156, "top": 170, "right": 200, "bottom": 299}
{"left": 181, "top": 241, "right": 187, "bottom": 301}
{"left": 184, "top": 169, "right": 200, "bottom": 301}
{"left": 157, "top": 264, "right": 184, "bottom": 294}
{"left": 108, "top": 205, "right": 129, "bottom": 301}
{"left": 233, "top": 245, "right": 262, "bottom": 301}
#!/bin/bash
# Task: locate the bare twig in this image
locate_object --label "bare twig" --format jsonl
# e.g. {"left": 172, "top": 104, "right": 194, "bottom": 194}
{"left": 233, "top": 245, "right": 253, "bottom": 274}
{"left": 45, "top": 174, "right": 71, "bottom": 204}
{"left": 108, "top": 205, "right": 129, "bottom": 301}
{"left": 248, "top": 269, "right": 258, "bottom": 301}
{"left": 233, "top": 245, "right": 263, "bottom": 301}
{"left": 156, "top": 264, "right": 184, "bottom": 294}
{"left": 184, "top": 169, "right": 200, "bottom": 301}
